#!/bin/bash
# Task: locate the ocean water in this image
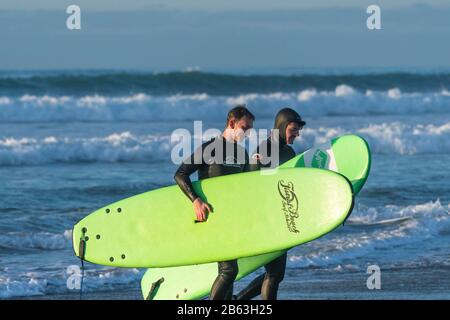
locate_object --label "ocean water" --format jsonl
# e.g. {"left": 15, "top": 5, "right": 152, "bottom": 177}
{"left": 1, "top": 70, "right": 450, "bottom": 299}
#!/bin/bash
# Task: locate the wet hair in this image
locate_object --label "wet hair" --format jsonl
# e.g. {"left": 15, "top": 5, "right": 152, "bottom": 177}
{"left": 226, "top": 105, "right": 255, "bottom": 126}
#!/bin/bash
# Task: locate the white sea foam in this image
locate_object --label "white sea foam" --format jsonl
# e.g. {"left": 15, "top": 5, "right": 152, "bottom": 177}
{"left": 291, "top": 122, "right": 450, "bottom": 155}
{"left": 288, "top": 200, "right": 450, "bottom": 269}
{"left": 0, "top": 267, "right": 142, "bottom": 298}
{"left": 0, "top": 230, "right": 72, "bottom": 250}
{"left": 2, "top": 121, "right": 450, "bottom": 165}
{"left": 0, "top": 132, "right": 171, "bottom": 165}
{"left": 0, "top": 277, "right": 47, "bottom": 299}
{"left": 0, "top": 86, "right": 449, "bottom": 122}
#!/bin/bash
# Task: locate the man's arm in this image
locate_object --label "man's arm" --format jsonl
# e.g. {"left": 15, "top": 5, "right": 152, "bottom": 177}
{"left": 174, "top": 144, "right": 212, "bottom": 222}
{"left": 174, "top": 148, "right": 203, "bottom": 202}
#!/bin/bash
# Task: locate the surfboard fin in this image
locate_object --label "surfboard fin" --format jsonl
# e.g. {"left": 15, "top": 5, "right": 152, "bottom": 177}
{"left": 146, "top": 277, "right": 165, "bottom": 300}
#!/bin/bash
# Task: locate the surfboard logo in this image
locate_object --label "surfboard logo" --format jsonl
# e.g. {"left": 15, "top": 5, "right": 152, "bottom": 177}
{"left": 311, "top": 149, "right": 328, "bottom": 168}
{"left": 278, "top": 180, "right": 300, "bottom": 233}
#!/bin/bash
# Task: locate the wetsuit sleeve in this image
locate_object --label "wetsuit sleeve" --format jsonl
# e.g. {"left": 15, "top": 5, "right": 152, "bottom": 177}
{"left": 248, "top": 142, "right": 266, "bottom": 171}
{"left": 174, "top": 146, "right": 204, "bottom": 202}
{"left": 282, "top": 145, "right": 296, "bottom": 164}
{"left": 243, "top": 150, "right": 253, "bottom": 172}
{"left": 248, "top": 154, "right": 261, "bottom": 172}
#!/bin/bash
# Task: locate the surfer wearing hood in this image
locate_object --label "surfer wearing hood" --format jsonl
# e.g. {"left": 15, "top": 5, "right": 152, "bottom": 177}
{"left": 237, "top": 107, "right": 306, "bottom": 300}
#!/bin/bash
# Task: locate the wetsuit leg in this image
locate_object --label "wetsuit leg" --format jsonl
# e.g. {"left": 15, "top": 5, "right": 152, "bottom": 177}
{"left": 225, "top": 284, "right": 234, "bottom": 300}
{"left": 210, "top": 260, "right": 238, "bottom": 300}
{"left": 261, "top": 252, "right": 287, "bottom": 300}
{"left": 236, "top": 252, "right": 287, "bottom": 300}
{"left": 236, "top": 273, "right": 265, "bottom": 300}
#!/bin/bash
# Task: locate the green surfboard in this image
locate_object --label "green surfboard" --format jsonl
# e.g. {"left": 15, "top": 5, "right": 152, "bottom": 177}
{"left": 140, "top": 134, "right": 370, "bottom": 300}
{"left": 72, "top": 136, "right": 362, "bottom": 269}
{"left": 73, "top": 167, "right": 353, "bottom": 268}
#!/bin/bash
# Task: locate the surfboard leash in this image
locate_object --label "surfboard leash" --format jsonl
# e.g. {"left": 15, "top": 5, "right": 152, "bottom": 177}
{"left": 78, "top": 228, "right": 87, "bottom": 300}
{"left": 79, "top": 258, "right": 85, "bottom": 300}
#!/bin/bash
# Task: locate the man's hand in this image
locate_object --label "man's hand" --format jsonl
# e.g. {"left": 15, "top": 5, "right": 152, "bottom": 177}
{"left": 193, "top": 198, "right": 212, "bottom": 222}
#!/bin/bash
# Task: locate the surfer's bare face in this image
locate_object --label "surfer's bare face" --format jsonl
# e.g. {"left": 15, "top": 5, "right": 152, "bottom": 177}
{"left": 227, "top": 116, "right": 254, "bottom": 142}
{"left": 285, "top": 122, "right": 301, "bottom": 145}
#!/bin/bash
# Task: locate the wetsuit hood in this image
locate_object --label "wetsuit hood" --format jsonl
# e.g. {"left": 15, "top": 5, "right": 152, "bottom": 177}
{"left": 273, "top": 108, "right": 306, "bottom": 145}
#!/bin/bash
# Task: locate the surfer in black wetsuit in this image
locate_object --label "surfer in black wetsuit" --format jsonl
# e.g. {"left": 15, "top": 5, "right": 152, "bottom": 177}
{"left": 174, "top": 105, "right": 255, "bottom": 300}
{"left": 236, "top": 107, "right": 306, "bottom": 300}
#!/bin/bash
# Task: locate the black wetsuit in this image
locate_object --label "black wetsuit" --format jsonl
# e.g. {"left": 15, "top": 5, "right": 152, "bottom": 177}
{"left": 237, "top": 108, "right": 306, "bottom": 300}
{"left": 174, "top": 135, "right": 250, "bottom": 300}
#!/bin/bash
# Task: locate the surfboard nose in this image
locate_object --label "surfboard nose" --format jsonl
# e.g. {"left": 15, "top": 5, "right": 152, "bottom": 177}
{"left": 72, "top": 208, "right": 130, "bottom": 266}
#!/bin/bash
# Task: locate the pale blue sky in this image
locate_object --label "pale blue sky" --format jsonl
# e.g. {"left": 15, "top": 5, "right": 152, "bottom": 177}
{"left": 1, "top": 0, "right": 450, "bottom": 11}
{"left": 0, "top": 1, "right": 449, "bottom": 70}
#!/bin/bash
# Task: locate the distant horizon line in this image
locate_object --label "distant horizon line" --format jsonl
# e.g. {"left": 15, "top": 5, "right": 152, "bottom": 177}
{"left": 1, "top": 66, "right": 450, "bottom": 75}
